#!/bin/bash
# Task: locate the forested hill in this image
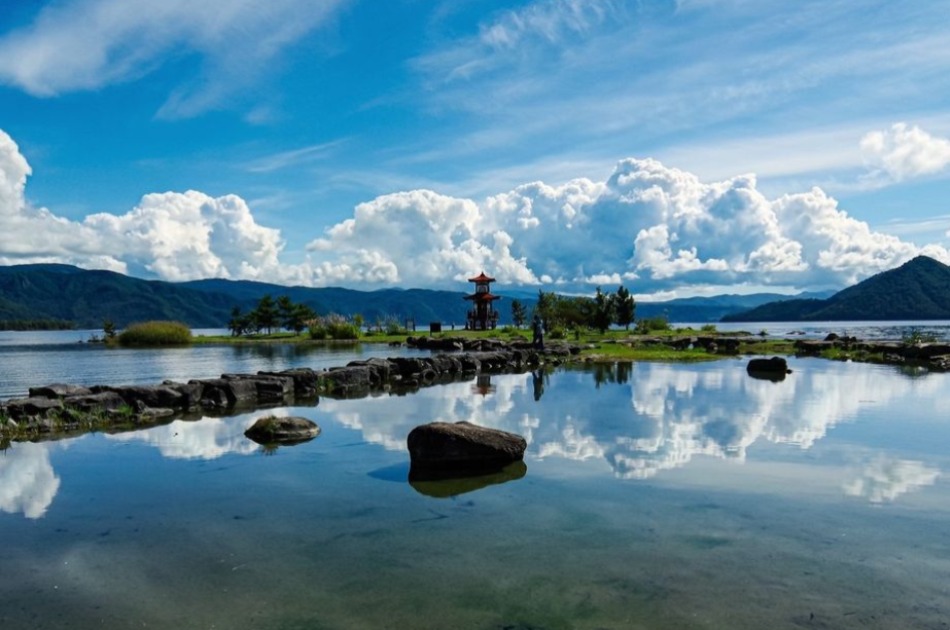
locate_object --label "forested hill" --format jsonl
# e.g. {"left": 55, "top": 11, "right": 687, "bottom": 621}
{"left": 180, "top": 278, "right": 482, "bottom": 326}
{"left": 0, "top": 265, "right": 489, "bottom": 328}
{"left": 1, "top": 263, "right": 849, "bottom": 330}
{"left": 722, "top": 256, "right": 950, "bottom": 322}
{"left": 0, "top": 264, "right": 236, "bottom": 328}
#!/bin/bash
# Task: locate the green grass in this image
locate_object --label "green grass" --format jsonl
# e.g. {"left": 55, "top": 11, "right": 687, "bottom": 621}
{"left": 117, "top": 321, "right": 192, "bottom": 346}
{"left": 585, "top": 342, "right": 721, "bottom": 362}
{"left": 193, "top": 325, "right": 805, "bottom": 364}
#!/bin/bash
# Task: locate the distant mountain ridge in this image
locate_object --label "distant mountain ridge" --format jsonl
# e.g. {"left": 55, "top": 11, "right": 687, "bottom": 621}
{"left": 0, "top": 263, "right": 845, "bottom": 329}
{"left": 636, "top": 290, "right": 834, "bottom": 323}
{"left": 0, "top": 265, "right": 481, "bottom": 328}
{"left": 722, "top": 256, "right": 950, "bottom": 322}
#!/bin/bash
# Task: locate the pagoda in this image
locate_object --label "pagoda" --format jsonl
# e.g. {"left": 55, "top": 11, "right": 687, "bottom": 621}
{"left": 464, "top": 271, "right": 501, "bottom": 330}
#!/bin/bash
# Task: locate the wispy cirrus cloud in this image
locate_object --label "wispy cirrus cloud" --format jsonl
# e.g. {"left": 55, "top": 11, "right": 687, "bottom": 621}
{"left": 0, "top": 0, "right": 347, "bottom": 117}
{"left": 404, "top": 0, "right": 950, "bottom": 195}
{"left": 244, "top": 140, "right": 347, "bottom": 174}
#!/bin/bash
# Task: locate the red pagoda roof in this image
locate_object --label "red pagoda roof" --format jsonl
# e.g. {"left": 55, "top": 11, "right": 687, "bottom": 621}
{"left": 468, "top": 271, "right": 496, "bottom": 283}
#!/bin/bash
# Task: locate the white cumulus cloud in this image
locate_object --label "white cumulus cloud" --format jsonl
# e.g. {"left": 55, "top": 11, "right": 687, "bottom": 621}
{"left": 308, "top": 156, "right": 950, "bottom": 292}
{"left": 861, "top": 122, "right": 950, "bottom": 184}
{"left": 2, "top": 126, "right": 949, "bottom": 293}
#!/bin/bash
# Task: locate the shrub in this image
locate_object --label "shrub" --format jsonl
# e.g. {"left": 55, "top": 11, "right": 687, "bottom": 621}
{"left": 117, "top": 321, "right": 192, "bottom": 346}
{"left": 384, "top": 317, "right": 404, "bottom": 336}
{"left": 548, "top": 327, "right": 567, "bottom": 340}
{"left": 902, "top": 329, "right": 937, "bottom": 346}
{"left": 700, "top": 324, "right": 717, "bottom": 333}
{"left": 309, "top": 314, "right": 360, "bottom": 340}
{"left": 634, "top": 316, "right": 671, "bottom": 334}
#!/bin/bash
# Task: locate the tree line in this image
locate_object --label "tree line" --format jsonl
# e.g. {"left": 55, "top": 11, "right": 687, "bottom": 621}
{"left": 228, "top": 295, "right": 318, "bottom": 336}
{"left": 510, "top": 285, "right": 636, "bottom": 334}
{"left": 227, "top": 295, "right": 368, "bottom": 339}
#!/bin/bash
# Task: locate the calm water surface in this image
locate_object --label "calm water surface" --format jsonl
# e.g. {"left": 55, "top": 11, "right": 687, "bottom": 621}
{"left": 680, "top": 319, "right": 950, "bottom": 341}
{"left": 2, "top": 354, "right": 949, "bottom": 629}
{"left": 0, "top": 330, "right": 427, "bottom": 399}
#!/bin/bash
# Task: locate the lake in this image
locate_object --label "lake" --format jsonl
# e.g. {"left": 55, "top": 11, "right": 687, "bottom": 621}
{"left": 0, "top": 330, "right": 429, "bottom": 399}
{"left": 2, "top": 337, "right": 950, "bottom": 628}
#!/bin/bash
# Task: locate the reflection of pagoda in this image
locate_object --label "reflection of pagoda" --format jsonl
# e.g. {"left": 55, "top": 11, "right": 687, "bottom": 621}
{"left": 464, "top": 271, "right": 501, "bottom": 330}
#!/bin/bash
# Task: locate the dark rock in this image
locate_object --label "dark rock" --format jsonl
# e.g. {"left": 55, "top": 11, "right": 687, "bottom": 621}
{"left": 389, "top": 357, "right": 432, "bottom": 380}
{"left": 794, "top": 340, "right": 834, "bottom": 355}
{"left": 244, "top": 415, "right": 321, "bottom": 445}
{"left": 747, "top": 356, "right": 791, "bottom": 382}
{"left": 102, "top": 385, "right": 189, "bottom": 410}
{"left": 345, "top": 358, "right": 392, "bottom": 385}
{"left": 29, "top": 384, "right": 93, "bottom": 399}
{"left": 928, "top": 355, "right": 950, "bottom": 371}
{"left": 195, "top": 377, "right": 259, "bottom": 408}
{"left": 407, "top": 421, "right": 527, "bottom": 474}
{"left": 323, "top": 365, "right": 378, "bottom": 396}
{"left": 824, "top": 333, "right": 840, "bottom": 342}
{"left": 6, "top": 396, "right": 64, "bottom": 420}
{"left": 63, "top": 391, "right": 127, "bottom": 413}
{"left": 238, "top": 374, "right": 295, "bottom": 402}
{"left": 258, "top": 369, "right": 319, "bottom": 397}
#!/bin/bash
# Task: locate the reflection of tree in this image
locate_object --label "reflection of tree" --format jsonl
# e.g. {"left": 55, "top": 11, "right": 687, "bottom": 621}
{"left": 590, "top": 362, "right": 633, "bottom": 389}
{"left": 0, "top": 442, "right": 60, "bottom": 519}
{"left": 615, "top": 362, "right": 631, "bottom": 385}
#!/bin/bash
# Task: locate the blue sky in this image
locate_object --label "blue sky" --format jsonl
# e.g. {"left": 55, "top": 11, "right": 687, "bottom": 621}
{"left": 1, "top": 0, "right": 950, "bottom": 298}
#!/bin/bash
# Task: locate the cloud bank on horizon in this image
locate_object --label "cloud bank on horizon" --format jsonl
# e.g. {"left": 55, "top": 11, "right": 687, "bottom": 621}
{"left": 2, "top": 126, "right": 950, "bottom": 296}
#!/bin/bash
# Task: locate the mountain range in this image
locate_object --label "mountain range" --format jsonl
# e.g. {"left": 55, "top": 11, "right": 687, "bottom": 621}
{"left": 722, "top": 255, "right": 950, "bottom": 321}
{"left": 4, "top": 257, "right": 942, "bottom": 330}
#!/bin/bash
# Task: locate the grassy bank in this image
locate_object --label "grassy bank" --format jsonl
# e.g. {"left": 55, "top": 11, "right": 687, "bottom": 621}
{"left": 193, "top": 325, "right": 805, "bottom": 362}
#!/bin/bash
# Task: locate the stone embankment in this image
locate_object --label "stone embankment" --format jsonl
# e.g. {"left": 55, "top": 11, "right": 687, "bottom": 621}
{"left": 793, "top": 336, "right": 950, "bottom": 371}
{"left": 0, "top": 339, "right": 580, "bottom": 443}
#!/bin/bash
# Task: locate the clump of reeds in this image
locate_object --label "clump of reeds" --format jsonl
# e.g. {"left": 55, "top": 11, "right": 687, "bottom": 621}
{"left": 117, "top": 321, "right": 192, "bottom": 346}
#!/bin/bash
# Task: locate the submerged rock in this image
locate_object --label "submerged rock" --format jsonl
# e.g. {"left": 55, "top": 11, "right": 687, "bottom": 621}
{"left": 244, "top": 415, "right": 321, "bottom": 445}
{"left": 407, "top": 421, "right": 527, "bottom": 474}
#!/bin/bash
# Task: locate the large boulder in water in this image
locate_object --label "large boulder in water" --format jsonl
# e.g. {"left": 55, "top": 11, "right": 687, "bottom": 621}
{"left": 746, "top": 356, "right": 791, "bottom": 381}
{"left": 244, "top": 415, "right": 321, "bottom": 445}
{"left": 407, "top": 421, "right": 527, "bottom": 474}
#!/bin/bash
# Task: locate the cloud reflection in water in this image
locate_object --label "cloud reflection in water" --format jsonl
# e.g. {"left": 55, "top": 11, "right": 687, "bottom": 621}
{"left": 319, "top": 360, "right": 946, "bottom": 486}
{"left": 844, "top": 456, "right": 940, "bottom": 503}
{"left": 0, "top": 442, "right": 60, "bottom": 519}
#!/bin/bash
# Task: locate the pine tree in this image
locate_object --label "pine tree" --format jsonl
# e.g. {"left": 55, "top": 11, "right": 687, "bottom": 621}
{"left": 614, "top": 285, "right": 635, "bottom": 330}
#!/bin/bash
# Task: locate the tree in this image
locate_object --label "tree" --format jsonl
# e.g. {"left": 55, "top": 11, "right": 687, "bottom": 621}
{"left": 227, "top": 306, "right": 247, "bottom": 337}
{"left": 287, "top": 303, "right": 316, "bottom": 335}
{"left": 591, "top": 287, "right": 615, "bottom": 333}
{"left": 511, "top": 299, "right": 527, "bottom": 328}
{"left": 277, "top": 295, "right": 295, "bottom": 331}
{"left": 534, "top": 290, "right": 555, "bottom": 332}
{"left": 253, "top": 294, "right": 279, "bottom": 334}
{"left": 102, "top": 318, "right": 117, "bottom": 339}
{"left": 614, "top": 285, "right": 635, "bottom": 330}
